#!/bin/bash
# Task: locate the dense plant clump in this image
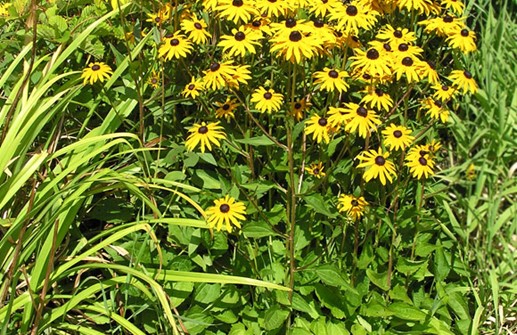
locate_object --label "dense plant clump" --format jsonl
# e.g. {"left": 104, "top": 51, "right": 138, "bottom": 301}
{"left": 0, "top": 0, "right": 515, "bottom": 334}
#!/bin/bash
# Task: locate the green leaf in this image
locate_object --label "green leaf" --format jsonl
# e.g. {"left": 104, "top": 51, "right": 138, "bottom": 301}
{"left": 314, "top": 284, "right": 346, "bottom": 319}
{"left": 366, "top": 269, "right": 389, "bottom": 291}
{"left": 304, "top": 194, "right": 337, "bottom": 218}
{"left": 388, "top": 302, "right": 427, "bottom": 321}
{"left": 194, "top": 283, "right": 221, "bottom": 304}
{"left": 290, "top": 327, "right": 312, "bottom": 335}
{"left": 389, "top": 284, "right": 412, "bottom": 304}
{"left": 264, "top": 305, "right": 289, "bottom": 330}
{"left": 292, "top": 292, "right": 320, "bottom": 319}
{"left": 194, "top": 169, "right": 220, "bottom": 189}
{"left": 235, "top": 135, "right": 275, "bottom": 146}
{"left": 242, "top": 221, "right": 279, "bottom": 238}
{"left": 314, "top": 264, "right": 356, "bottom": 293}
{"left": 327, "top": 321, "right": 350, "bottom": 335}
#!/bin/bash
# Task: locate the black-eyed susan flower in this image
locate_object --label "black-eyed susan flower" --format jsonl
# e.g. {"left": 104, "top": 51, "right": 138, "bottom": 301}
{"left": 432, "top": 83, "right": 457, "bottom": 101}
{"left": 376, "top": 25, "right": 417, "bottom": 48}
{"left": 216, "top": 0, "right": 259, "bottom": 24}
{"left": 305, "top": 162, "right": 326, "bottom": 178}
{"left": 255, "top": 0, "right": 289, "bottom": 17}
{"left": 342, "top": 103, "right": 381, "bottom": 138}
{"left": 330, "top": 1, "right": 378, "bottom": 34}
{"left": 417, "top": 60, "right": 440, "bottom": 85}
{"left": 218, "top": 27, "right": 262, "bottom": 57}
{"left": 205, "top": 195, "right": 246, "bottom": 232}
{"left": 250, "top": 86, "right": 284, "bottom": 113}
{"left": 270, "top": 30, "right": 319, "bottom": 64}
{"left": 182, "top": 77, "right": 204, "bottom": 99}
{"left": 305, "top": 114, "right": 331, "bottom": 144}
{"left": 361, "top": 86, "right": 393, "bottom": 112}
{"left": 226, "top": 65, "right": 252, "bottom": 89}
{"left": 421, "top": 97, "right": 449, "bottom": 123}
{"left": 147, "top": 71, "right": 160, "bottom": 89}
{"left": 0, "top": 2, "right": 11, "bottom": 17}
{"left": 397, "top": 0, "right": 438, "bottom": 15}
{"left": 466, "top": 163, "right": 476, "bottom": 180}
{"left": 215, "top": 98, "right": 239, "bottom": 120}
{"left": 337, "top": 194, "right": 368, "bottom": 221}
{"left": 419, "top": 14, "right": 464, "bottom": 37}
{"left": 81, "top": 62, "right": 113, "bottom": 85}
{"left": 442, "top": 0, "right": 465, "bottom": 15}
{"left": 382, "top": 124, "right": 414, "bottom": 151}
{"left": 310, "top": 19, "right": 337, "bottom": 46}
{"left": 291, "top": 98, "right": 310, "bottom": 121}
{"left": 308, "top": 0, "right": 341, "bottom": 18}
{"left": 327, "top": 106, "right": 348, "bottom": 128}
{"left": 202, "top": 62, "right": 237, "bottom": 91}
{"left": 158, "top": 33, "right": 193, "bottom": 60}
{"left": 405, "top": 151, "right": 435, "bottom": 179}
{"left": 270, "top": 17, "right": 312, "bottom": 36}
{"left": 313, "top": 68, "right": 350, "bottom": 93}
{"left": 356, "top": 148, "right": 397, "bottom": 185}
{"left": 392, "top": 42, "right": 423, "bottom": 62}
{"left": 448, "top": 69, "right": 478, "bottom": 94}
{"left": 181, "top": 16, "right": 211, "bottom": 44}
{"left": 350, "top": 46, "right": 392, "bottom": 78}
{"left": 393, "top": 56, "right": 422, "bottom": 83}
{"left": 446, "top": 27, "right": 477, "bottom": 53}
{"left": 146, "top": 3, "right": 172, "bottom": 25}
{"left": 185, "top": 121, "right": 226, "bottom": 153}
{"left": 245, "top": 17, "right": 273, "bottom": 36}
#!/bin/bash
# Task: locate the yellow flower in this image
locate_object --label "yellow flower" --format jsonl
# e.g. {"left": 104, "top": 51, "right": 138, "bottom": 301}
{"left": 185, "top": 122, "right": 226, "bottom": 153}
{"left": 421, "top": 97, "right": 450, "bottom": 123}
{"left": 350, "top": 46, "right": 392, "bottom": 78}
{"left": 382, "top": 124, "right": 414, "bottom": 151}
{"left": 158, "top": 33, "right": 193, "bottom": 60}
{"left": 216, "top": 0, "right": 259, "bottom": 24}
{"left": 181, "top": 16, "right": 211, "bottom": 44}
{"left": 81, "top": 62, "right": 113, "bottom": 85}
{"left": 270, "top": 30, "right": 320, "bottom": 64}
{"left": 206, "top": 195, "right": 246, "bottom": 232}
{"left": 147, "top": 71, "right": 160, "bottom": 89}
{"left": 448, "top": 70, "right": 478, "bottom": 94}
{"left": 215, "top": 98, "right": 239, "bottom": 120}
{"left": 313, "top": 68, "right": 350, "bottom": 93}
{"left": 305, "top": 162, "right": 326, "bottom": 178}
{"left": 356, "top": 148, "right": 397, "bottom": 185}
{"left": 342, "top": 102, "right": 381, "bottom": 138}
{"left": 182, "top": 77, "right": 204, "bottom": 99}
{"left": 250, "top": 86, "right": 284, "bottom": 113}
{"left": 360, "top": 86, "right": 393, "bottom": 112}
{"left": 446, "top": 27, "right": 477, "bottom": 53}
{"left": 218, "top": 27, "right": 262, "bottom": 57}
{"left": 305, "top": 114, "right": 331, "bottom": 144}
{"left": 405, "top": 150, "right": 435, "bottom": 179}
{"left": 202, "top": 62, "right": 237, "bottom": 91}
{"left": 337, "top": 194, "right": 368, "bottom": 221}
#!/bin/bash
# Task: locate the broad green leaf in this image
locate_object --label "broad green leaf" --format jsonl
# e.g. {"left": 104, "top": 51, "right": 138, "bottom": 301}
{"left": 366, "top": 268, "right": 389, "bottom": 291}
{"left": 235, "top": 135, "right": 275, "bottom": 146}
{"left": 264, "top": 305, "right": 289, "bottom": 330}
{"left": 304, "top": 194, "right": 337, "bottom": 218}
{"left": 388, "top": 302, "right": 426, "bottom": 321}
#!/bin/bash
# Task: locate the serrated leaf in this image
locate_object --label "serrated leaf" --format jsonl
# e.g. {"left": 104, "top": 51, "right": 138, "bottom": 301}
{"left": 264, "top": 305, "right": 289, "bottom": 330}
{"left": 366, "top": 268, "right": 389, "bottom": 291}
{"left": 304, "top": 194, "right": 337, "bottom": 218}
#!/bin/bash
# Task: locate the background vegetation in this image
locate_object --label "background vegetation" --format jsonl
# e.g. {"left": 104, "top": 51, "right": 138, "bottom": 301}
{"left": 0, "top": 0, "right": 515, "bottom": 334}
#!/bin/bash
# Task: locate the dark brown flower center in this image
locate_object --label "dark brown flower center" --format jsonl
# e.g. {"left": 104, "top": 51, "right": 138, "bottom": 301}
{"left": 419, "top": 150, "right": 428, "bottom": 156}
{"left": 188, "top": 84, "right": 195, "bottom": 90}
{"left": 252, "top": 20, "right": 261, "bottom": 27}
{"left": 289, "top": 31, "right": 302, "bottom": 42}
{"left": 314, "top": 19, "right": 324, "bottom": 28}
{"left": 460, "top": 29, "right": 469, "bottom": 37}
{"left": 222, "top": 104, "right": 230, "bottom": 110}
{"left": 194, "top": 22, "right": 202, "bottom": 29}
{"left": 165, "top": 32, "right": 174, "bottom": 38}
{"left": 151, "top": 78, "right": 158, "bottom": 84}
{"left": 313, "top": 168, "right": 320, "bottom": 174}
{"left": 92, "top": 64, "right": 101, "bottom": 71}
{"left": 155, "top": 17, "right": 161, "bottom": 23}
{"left": 464, "top": 70, "right": 472, "bottom": 79}
{"left": 198, "top": 126, "right": 208, "bottom": 134}
{"left": 220, "top": 204, "right": 230, "bottom": 213}
{"left": 374, "top": 88, "right": 383, "bottom": 96}
{"left": 363, "top": 73, "right": 371, "bottom": 80}
{"left": 294, "top": 102, "right": 302, "bottom": 109}
{"left": 443, "top": 15, "right": 453, "bottom": 23}
{"left": 383, "top": 43, "right": 391, "bottom": 51}
{"left": 402, "top": 57, "right": 413, "bottom": 66}
{"left": 346, "top": 5, "right": 358, "bottom": 16}
{"left": 210, "top": 62, "right": 220, "bottom": 72}
{"left": 441, "top": 85, "right": 449, "bottom": 91}
{"left": 263, "top": 92, "right": 273, "bottom": 99}
{"left": 351, "top": 199, "right": 359, "bottom": 206}
{"left": 232, "top": 0, "right": 243, "bottom": 7}
{"left": 318, "top": 118, "right": 328, "bottom": 126}
{"left": 285, "top": 18, "right": 296, "bottom": 28}
{"left": 393, "top": 30, "right": 403, "bottom": 38}
{"left": 170, "top": 38, "right": 180, "bottom": 46}
{"left": 418, "top": 157, "right": 428, "bottom": 166}
{"left": 375, "top": 156, "right": 385, "bottom": 166}
{"left": 393, "top": 130, "right": 402, "bottom": 138}
{"left": 398, "top": 43, "right": 409, "bottom": 52}
{"left": 235, "top": 31, "right": 245, "bottom": 41}
{"left": 366, "top": 48, "right": 380, "bottom": 60}
{"left": 356, "top": 106, "right": 368, "bottom": 117}
{"left": 328, "top": 70, "right": 339, "bottom": 78}
{"left": 434, "top": 100, "right": 442, "bottom": 108}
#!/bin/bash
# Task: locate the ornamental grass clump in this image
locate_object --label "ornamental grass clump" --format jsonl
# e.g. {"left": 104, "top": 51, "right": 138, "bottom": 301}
{"left": 0, "top": 0, "right": 495, "bottom": 333}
